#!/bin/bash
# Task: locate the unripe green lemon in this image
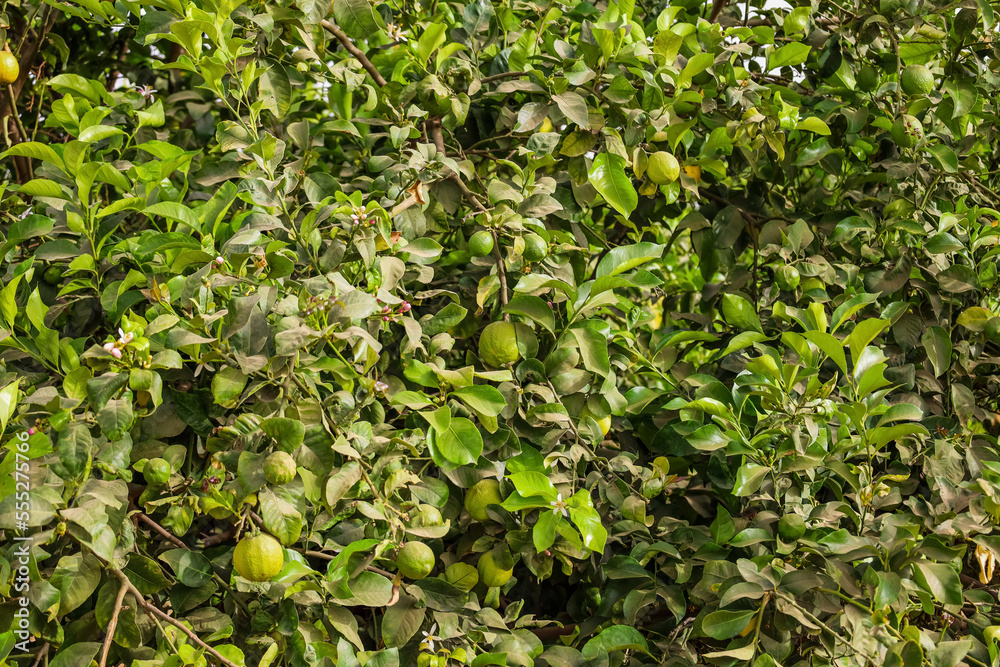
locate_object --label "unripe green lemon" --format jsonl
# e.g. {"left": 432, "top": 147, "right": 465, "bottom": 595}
{"left": 778, "top": 514, "right": 806, "bottom": 541}
{"left": 478, "top": 321, "right": 521, "bottom": 367}
{"left": 410, "top": 504, "right": 443, "bottom": 527}
{"left": 478, "top": 550, "right": 513, "bottom": 587}
{"left": 646, "top": 151, "right": 680, "bottom": 185}
{"left": 43, "top": 267, "right": 63, "bottom": 285}
{"left": 775, "top": 265, "right": 801, "bottom": 291}
{"left": 464, "top": 479, "right": 504, "bottom": 522}
{"left": 233, "top": 533, "right": 285, "bottom": 581}
{"left": 522, "top": 233, "right": 547, "bottom": 262}
{"left": 264, "top": 451, "right": 296, "bottom": 485}
{"left": 891, "top": 115, "right": 923, "bottom": 148}
{"left": 469, "top": 230, "right": 494, "bottom": 257}
{"left": 145, "top": 458, "right": 171, "bottom": 486}
{"left": 396, "top": 542, "right": 435, "bottom": 579}
{"left": 900, "top": 64, "right": 934, "bottom": 96}
{"left": 856, "top": 66, "right": 880, "bottom": 92}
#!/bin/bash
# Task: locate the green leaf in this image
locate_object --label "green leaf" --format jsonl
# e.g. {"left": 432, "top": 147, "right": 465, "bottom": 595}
{"left": 702, "top": 610, "right": 756, "bottom": 640}
{"left": 260, "top": 486, "right": 303, "bottom": 545}
{"left": 595, "top": 242, "right": 665, "bottom": 278}
{"left": 58, "top": 422, "right": 93, "bottom": 477}
{"left": 768, "top": 42, "right": 811, "bottom": 69}
{"left": 921, "top": 326, "right": 951, "bottom": 378}
{"left": 569, "top": 323, "right": 611, "bottom": 377}
{"left": 721, "top": 294, "right": 763, "bottom": 333}
{"left": 509, "top": 471, "right": 557, "bottom": 500}
{"left": 925, "top": 144, "right": 959, "bottom": 173}
{"left": 913, "top": 562, "right": 963, "bottom": 605}
{"left": 326, "top": 461, "right": 362, "bottom": 505}
{"left": 211, "top": 366, "right": 248, "bottom": 406}
{"left": 333, "top": 0, "right": 385, "bottom": 39}
{"left": 582, "top": 625, "right": 650, "bottom": 657}
{"left": 49, "top": 643, "right": 102, "bottom": 667}
{"left": 796, "top": 117, "right": 831, "bottom": 135}
{"left": 428, "top": 416, "right": 483, "bottom": 466}
{"left": 588, "top": 152, "right": 638, "bottom": 218}
{"left": 416, "top": 23, "right": 447, "bottom": 63}
{"left": 552, "top": 91, "right": 590, "bottom": 127}
{"left": 451, "top": 385, "right": 506, "bottom": 417}
{"left": 160, "top": 549, "right": 214, "bottom": 587}
{"left": 504, "top": 295, "right": 555, "bottom": 333}
{"left": 382, "top": 595, "right": 426, "bottom": 648}
{"left": 259, "top": 417, "right": 305, "bottom": 452}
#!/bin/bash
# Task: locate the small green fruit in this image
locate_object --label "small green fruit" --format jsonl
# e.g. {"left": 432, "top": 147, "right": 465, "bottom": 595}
{"left": 469, "top": 230, "right": 494, "bottom": 257}
{"left": 891, "top": 115, "right": 923, "bottom": 148}
{"left": 396, "top": 542, "right": 435, "bottom": 579}
{"left": 775, "top": 266, "right": 801, "bottom": 291}
{"left": 778, "top": 514, "right": 807, "bottom": 541}
{"left": 856, "top": 66, "right": 879, "bottom": 93}
{"left": 264, "top": 451, "right": 297, "bottom": 485}
{"left": 522, "top": 233, "right": 547, "bottom": 262}
{"left": 646, "top": 151, "right": 680, "bottom": 185}
{"left": 900, "top": 64, "right": 934, "bottom": 96}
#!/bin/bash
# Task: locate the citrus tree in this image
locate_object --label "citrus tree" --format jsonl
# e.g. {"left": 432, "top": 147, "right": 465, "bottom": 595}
{"left": 3, "top": 0, "right": 1000, "bottom": 665}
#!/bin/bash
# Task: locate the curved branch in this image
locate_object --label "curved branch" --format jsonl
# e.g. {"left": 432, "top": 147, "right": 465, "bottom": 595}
{"left": 111, "top": 569, "right": 241, "bottom": 667}
{"left": 320, "top": 20, "right": 387, "bottom": 87}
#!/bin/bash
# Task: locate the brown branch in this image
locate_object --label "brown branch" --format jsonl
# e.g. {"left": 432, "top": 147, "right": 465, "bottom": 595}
{"left": 480, "top": 71, "right": 530, "bottom": 84}
{"left": 137, "top": 512, "right": 187, "bottom": 549}
{"left": 30, "top": 644, "right": 48, "bottom": 667}
{"left": 112, "top": 569, "right": 240, "bottom": 667}
{"left": 98, "top": 581, "right": 129, "bottom": 667}
{"left": 429, "top": 118, "right": 508, "bottom": 314}
{"left": 320, "top": 20, "right": 387, "bottom": 87}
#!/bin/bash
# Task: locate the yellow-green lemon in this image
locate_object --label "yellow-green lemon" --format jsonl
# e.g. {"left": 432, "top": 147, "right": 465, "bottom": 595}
{"left": 646, "top": 151, "right": 680, "bottom": 185}
{"left": 464, "top": 479, "right": 504, "bottom": 522}
{"left": 900, "top": 64, "right": 934, "bottom": 96}
{"left": 233, "top": 534, "right": 285, "bottom": 582}
{"left": 478, "top": 321, "right": 521, "bottom": 367}
{"left": 264, "top": 451, "right": 297, "bottom": 485}
{"left": 478, "top": 550, "right": 513, "bottom": 587}
{"left": 0, "top": 50, "right": 18, "bottom": 86}
{"left": 891, "top": 115, "right": 923, "bottom": 148}
{"left": 396, "top": 542, "right": 435, "bottom": 579}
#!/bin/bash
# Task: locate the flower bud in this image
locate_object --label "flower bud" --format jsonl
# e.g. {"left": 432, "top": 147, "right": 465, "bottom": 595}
{"left": 111, "top": 348, "right": 123, "bottom": 359}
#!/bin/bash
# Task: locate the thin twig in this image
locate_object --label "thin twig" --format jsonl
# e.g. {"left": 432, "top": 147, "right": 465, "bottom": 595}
{"left": 320, "top": 21, "right": 387, "bottom": 87}
{"left": 137, "top": 512, "right": 186, "bottom": 549}
{"left": 480, "top": 71, "right": 530, "bottom": 84}
{"left": 29, "top": 644, "right": 49, "bottom": 667}
{"left": 547, "top": 380, "right": 582, "bottom": 441}
{"left": 112, "top": 569, "right": 241, "bottom": 667}
{"left": 98, "top": 581, "right": 129, "bottom": 667}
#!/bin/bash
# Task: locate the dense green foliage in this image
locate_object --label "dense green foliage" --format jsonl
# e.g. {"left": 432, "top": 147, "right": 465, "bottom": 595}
{"left": 3, "top": 0, "right": 1000, "bottom": 665}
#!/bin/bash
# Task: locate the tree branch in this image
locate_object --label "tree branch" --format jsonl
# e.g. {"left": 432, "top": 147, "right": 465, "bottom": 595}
{"left": 98, "top": 581, "right": 129, "bottom": 667}
{"left": 112, "top": 569, "right": 241, "bottom": 667}
{"left": 480, "top": 71, "right": 530, "bottom": 85}
{"left": 320, "top": 20, "right": 387, "bottom": 87}
{"left": 137, "top": 512, "right": 187, "bottom": 549}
